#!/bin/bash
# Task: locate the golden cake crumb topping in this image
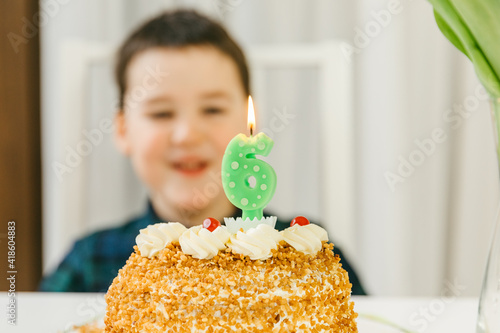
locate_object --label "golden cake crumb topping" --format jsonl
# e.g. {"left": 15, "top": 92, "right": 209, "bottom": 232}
{"left": 104, "top": 241, "right": 358, "bottom": 332}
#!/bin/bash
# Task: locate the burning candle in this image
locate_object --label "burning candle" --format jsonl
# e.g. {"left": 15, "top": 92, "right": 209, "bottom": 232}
{"left": 222, "top": 97, "right": 277, "bottom": 221}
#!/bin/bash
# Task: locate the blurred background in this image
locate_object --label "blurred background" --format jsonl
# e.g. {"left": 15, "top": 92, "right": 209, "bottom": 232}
{"left": 1, "top": 0, "right": 499, "bottom": 297}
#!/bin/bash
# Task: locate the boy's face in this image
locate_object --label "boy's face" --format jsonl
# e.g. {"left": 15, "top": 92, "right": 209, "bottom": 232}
{"left": 115, "top": 46, "right": 247, "bottom": 216}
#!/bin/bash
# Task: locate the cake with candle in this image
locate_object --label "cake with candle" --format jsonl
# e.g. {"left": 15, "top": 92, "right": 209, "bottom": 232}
{"left": 99, "top": 99, "right": 357, "bottom": 332}
{"left": 103, "top": 217, "right": 357, "bottom": 332}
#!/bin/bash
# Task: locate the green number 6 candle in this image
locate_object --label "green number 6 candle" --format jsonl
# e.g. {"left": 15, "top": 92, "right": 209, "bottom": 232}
{"left": 222, "top": 132, "right": 276, "bottom": 221}
{"left": 222, "top": 97, "right": 277, "bottom": 221}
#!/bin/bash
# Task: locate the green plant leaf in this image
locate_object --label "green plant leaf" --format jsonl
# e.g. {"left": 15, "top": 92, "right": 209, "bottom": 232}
{"left": 433, "top": 9, "right": 469, "bottom": 60}
{"left": 428, "top": 0, "right": 500, "bottom": 97}
{"left": 451, "top": 0, "right": 500, "bottom": 85}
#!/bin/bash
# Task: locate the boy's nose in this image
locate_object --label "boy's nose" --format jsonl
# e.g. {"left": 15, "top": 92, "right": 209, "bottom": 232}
{"left": 171, "top": 118, "right": 204, "bottom": 146}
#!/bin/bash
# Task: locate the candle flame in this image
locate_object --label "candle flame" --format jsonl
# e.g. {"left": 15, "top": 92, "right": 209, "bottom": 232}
{"left": 248, "top": 96, "right": 255, "bottom": 136}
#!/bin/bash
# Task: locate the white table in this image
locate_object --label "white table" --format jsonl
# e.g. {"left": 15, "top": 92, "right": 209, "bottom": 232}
{"left": 0, "top": 293, "right": 478, "bottom": 332}
{"left": 352, "top": 296, "right": 478, "bottom": 332}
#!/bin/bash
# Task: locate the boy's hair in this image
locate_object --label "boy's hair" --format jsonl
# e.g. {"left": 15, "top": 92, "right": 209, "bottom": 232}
{"left": 115, "top": 10, "right": 250, "bottom": 109}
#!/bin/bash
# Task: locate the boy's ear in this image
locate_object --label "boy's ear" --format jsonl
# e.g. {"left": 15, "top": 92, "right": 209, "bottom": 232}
{"left": 114, "top": 111, "right": 131, "bottom": 156}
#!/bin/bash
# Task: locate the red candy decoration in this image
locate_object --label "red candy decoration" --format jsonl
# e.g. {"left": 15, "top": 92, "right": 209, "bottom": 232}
{"left": 290, "top": 216, "right": 310, "bottom": 227}
{"left": 203, "top": 217, "right": 221, "bottom": 232}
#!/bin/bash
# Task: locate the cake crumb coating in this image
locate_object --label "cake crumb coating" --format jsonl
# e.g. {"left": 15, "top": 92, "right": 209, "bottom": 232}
{"left": 104, "top": 242, "right": 358, "bottom": 332}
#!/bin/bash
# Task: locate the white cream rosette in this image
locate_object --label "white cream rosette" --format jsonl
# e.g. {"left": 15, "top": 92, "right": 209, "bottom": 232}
{"left": 227, "top": 224, "right": 283, "bottom": 260}
{"left": 136, "top": 222, "right": 187, "bottom": 258}
{"left": 281, "top": 224, "right": 329, "bottom": 255}
{"left": 179, "top": 225, "right": 231, "bottom": 259}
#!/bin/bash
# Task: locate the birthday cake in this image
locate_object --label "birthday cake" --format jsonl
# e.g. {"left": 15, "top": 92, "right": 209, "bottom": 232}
{"left": 101, "top": 217, "right": 358, "bottom": 332}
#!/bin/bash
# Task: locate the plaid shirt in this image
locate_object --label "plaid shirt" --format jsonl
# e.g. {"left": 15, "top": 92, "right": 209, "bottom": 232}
{"left": 39, "top": 203, "right": 366, "bottom": 295}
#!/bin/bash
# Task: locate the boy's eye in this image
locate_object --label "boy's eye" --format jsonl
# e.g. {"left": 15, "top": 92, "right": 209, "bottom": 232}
{"left": 203, "top": 107, "right": 225, "bottom": 115}
{"left": 149, "top": 110, "right": 174, "bottom": 119}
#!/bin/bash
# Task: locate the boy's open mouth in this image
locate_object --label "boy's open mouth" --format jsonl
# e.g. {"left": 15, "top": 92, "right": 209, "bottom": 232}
{"left": 172, "top": 161, "right": 209, "bottom": 176}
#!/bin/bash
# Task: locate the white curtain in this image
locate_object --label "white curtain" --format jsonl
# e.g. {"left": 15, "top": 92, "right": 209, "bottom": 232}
{"left": 41, "top": 0, "right": 499, "bottom": 297}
